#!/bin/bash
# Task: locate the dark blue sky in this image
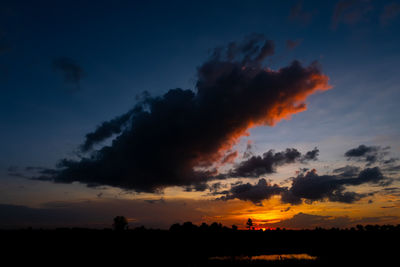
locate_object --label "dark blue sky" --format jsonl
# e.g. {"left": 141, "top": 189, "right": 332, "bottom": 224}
{"left": 1, "top": 0, "right": 400, "bottom": 228}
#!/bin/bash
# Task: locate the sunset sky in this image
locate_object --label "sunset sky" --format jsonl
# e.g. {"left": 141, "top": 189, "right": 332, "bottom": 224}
{"left": 1, "top": 0, "right": 400, "bottom": 229}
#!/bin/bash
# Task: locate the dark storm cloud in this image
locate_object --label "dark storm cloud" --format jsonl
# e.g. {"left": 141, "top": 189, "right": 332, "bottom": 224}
{"left": 217, "top": 167, "right": 391, "bottom": 206}
{"left": 218, "top": 178, "right": 285, "bottom": 206}
{"left": 37, "top": 35, "right": 330, "bottom": 192}
{"left": 228, "top": 147, "right": 319, "bottom": 178}
{"left": 52, "top": 57, "right": 85, "bottom": 90}
{"left": 281, "top": 167, "right": 389, "bottom": 205}
{"left": 281, "top": 167, "right": 369, "bottom": 204}
{"left": 331, "top": 0, "right": 373, "bottom": 29}
{"left": 81, "top": 108, "right": 137, "bottom": 152}
{"left": 344, "top": 145, "right": 394, "bottom": 166}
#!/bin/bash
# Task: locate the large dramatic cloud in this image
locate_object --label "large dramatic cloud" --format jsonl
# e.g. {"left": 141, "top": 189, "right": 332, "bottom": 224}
{"left": 218, "top": 167, "right": 392, "bottom": 205}
{"left": 37, "top": 35, "right": 330, "bottom": 192}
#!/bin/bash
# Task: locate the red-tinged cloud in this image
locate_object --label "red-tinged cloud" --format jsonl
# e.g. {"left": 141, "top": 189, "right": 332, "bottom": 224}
{"left": 221, "top": 151, "right": 239, "bottom": 165}
{"left": 35, "top": 35, "right": 331, "bottom": 192}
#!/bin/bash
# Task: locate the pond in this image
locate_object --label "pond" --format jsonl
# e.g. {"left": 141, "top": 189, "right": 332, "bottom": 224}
{"left": 209, "top": 253, "right": 317, "bottom": 261}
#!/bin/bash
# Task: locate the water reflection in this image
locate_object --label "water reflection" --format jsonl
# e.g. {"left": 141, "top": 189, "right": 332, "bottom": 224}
{"left": 209, "top": 253, "right": 317, "bottom": 261}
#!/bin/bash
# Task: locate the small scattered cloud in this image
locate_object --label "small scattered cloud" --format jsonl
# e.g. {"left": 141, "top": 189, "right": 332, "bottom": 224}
{"left": 221, "top": 151, "right": 239, "bottom": 165}
{"left": 344, "top": 144, "right": 396, "bottom": 166}
{"left": 144, "top": 198, "right": 166, "bottom": 204}
{"left": 384, "top": 165, "right": 400, "bottom": 174}
{"left": 331, "top": 0, "right": 374, "bottom": 30}
{"left": 288, "top": 1, "right": 314, "bottom": 25}
{"left": 242, "top": 140, "right": 254, "bottom": 159}
{"left": 217, "top": 178, "right": 285, "bottom": 206}
{"left": 301, "top": 147, "right": 319, "bottom": 162}
{"left": 380, "top": 2, "right": 400, "bottom": 26}
{"left": 281, "top": 207, "right": 291, "bottom": 212}
{"left": 333, "top": 165, "right": 361, "bottom": 177}
{"left": 286, "top": 39, "right": 302, "bottom": 50}
{"left": 52, "top": 57, "right": 85, "bottom": 90}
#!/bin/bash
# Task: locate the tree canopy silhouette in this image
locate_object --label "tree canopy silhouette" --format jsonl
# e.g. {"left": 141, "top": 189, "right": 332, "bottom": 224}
{"left": 246, "top": 218, "right": 253, "bottom": 230}
{"left": 113, "top": 216, "right": 128, "bottom": 231}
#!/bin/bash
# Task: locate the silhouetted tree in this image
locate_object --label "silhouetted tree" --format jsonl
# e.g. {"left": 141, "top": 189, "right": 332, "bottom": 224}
{"left": 113, "top": 216, "right": 128, "bottom": 231}
{"left": 356, "top": 224, "right": 364, "bottom": 231}
{"left": 182, "top": 221, "right": 197, "bottom": 232}
{"left": 169, "top": 223, "right": 181, "bottom": 232}
{"left": 210, "top": 222, "right": 223, "bottom": 232}
{"left": 365, "top": 224, "right": 380, "bottom": 232}
{"left": 199, "top": 222, "right": 209, "bottom": 232}
{"left": 232, "top": 225, "right": 238, "bottom": 231}
{"left": 246, "top": 218, "right": 253, "bottom": 230}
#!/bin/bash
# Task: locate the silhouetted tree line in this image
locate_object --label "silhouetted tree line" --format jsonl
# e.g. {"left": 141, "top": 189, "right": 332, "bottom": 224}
{"left": 166, "top": 222, "right": 400, "bottom": 233}
{"left": 2, "top": 217, "right": 400, "bottom": 266}
{"left": 169, "top": 221, "right": 239, "bottom": 233}
{"left": 2, "top": 216, "right": 400, "bottom": 233}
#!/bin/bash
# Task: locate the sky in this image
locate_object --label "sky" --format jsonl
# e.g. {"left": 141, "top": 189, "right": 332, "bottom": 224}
{"left": 1, "top": 0, "right": 400, "bottom": 229}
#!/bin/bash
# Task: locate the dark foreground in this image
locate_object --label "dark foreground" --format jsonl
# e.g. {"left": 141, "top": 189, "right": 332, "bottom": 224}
{"left": 2, "top": 225, "right": 399, "bottom": 266}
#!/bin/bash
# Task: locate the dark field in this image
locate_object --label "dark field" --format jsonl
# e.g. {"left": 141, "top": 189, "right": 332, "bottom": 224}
{"left": 2, "top": 224, "right": 399, "bottom": 266}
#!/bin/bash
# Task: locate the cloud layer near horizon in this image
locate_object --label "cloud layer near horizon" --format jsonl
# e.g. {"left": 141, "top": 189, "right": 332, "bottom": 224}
{"left": 217, "top": 167, "right": 392, "bottom": 206}
{"left": 35, "top": 35, "right": 330, "bottom": 192}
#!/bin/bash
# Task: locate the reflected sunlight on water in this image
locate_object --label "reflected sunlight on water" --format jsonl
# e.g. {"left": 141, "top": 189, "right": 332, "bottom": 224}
{"left": 209, "top": 253, "right": 317, "bottom": 261}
